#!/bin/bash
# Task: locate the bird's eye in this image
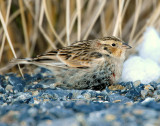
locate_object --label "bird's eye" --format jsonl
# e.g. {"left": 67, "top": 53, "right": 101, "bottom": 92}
{"left": 112, "top": 43, "right": 116, "bottom": 46}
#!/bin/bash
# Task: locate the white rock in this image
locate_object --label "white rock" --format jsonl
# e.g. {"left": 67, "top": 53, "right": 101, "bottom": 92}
{"left": 121, "top": 56, "right": 160, "bottom": 84}
{"left": 141, "top": 97, "right": 155, "bottom": 104}
{"left": 138, "top": 27, "right": 160, "bottom": 64}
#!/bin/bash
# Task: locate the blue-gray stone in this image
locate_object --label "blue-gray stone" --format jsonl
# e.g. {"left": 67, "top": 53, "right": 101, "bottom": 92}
{"left": 8, "top": 75, "right": 25, "bottom": 92}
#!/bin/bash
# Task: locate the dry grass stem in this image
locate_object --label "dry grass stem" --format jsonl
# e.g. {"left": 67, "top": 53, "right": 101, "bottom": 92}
{"left": 0, "top": 0, "right": 160, "bottom": 74}
{"left": 100, "top": 11, "right": 107, "bottom": 36}
{"left": 113, "top": 0, "right": 124, "bottom": 37}
{"left": 0, "top": 10, "right": 24, "bottom": 77}
{"left": 83, "top": 0, "right": 106, "bottom": 40}
{"left": 76, "top": 0, "right": 81, "bottom": 41}
{"left": 133, "top": 2, "right": 160, "bottom": 47}
{"left": 129, "top": 0, "right": 142, "bottom": 44}
{"left": 66, "top": 0, "right": 70, "bottom": 45}
{"left": 43, "top": 0, "right": 64, "bottom": 47}
{"left": 0, "top": 0, "right": 12, "bottom": 62}
{"left": 39, "top": 2, "right": 56, "bottom": 49}
{"left": 19, "top": 0, "right": 30, "bottom": 57}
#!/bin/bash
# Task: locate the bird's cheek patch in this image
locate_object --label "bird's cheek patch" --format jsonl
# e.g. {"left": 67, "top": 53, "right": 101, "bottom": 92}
{"left": 112, "top": 49, "right": 122, "bottom": 57}
{"left": 115, "top": 49, "right": 122, "bottom": 57}
{"left": 117, "top": 49, "right": 122, "bottom": 57}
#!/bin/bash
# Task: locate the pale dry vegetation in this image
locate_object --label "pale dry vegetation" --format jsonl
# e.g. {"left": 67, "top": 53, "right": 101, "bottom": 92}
{"left": 0, "top": 0, "right": 160, "bottom": 74}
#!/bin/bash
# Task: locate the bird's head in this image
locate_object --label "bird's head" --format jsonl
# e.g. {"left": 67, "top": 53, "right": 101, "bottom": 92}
{"left": 94, "top": 36, "right": 131, "bottom": 59}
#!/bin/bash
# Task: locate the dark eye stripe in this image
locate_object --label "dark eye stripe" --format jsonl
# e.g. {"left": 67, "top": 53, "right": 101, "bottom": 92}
{"left": 103, "top": 47, "right": 111, "bottom": 54}
{"left": 90, "top": 52, "right": 102, "bottom": 58}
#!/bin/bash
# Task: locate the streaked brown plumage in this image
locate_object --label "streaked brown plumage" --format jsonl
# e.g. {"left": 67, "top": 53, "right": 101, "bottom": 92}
{"left": 11, "top": 36, "right": 131, "bottom": 90}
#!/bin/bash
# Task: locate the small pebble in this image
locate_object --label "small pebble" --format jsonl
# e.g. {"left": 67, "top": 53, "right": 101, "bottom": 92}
{"left": 5, "top": 85, "right": 13, "bottom": 91}
{"left": 0, "top": 68, "right": 160, "bottom": 125}
{"left": 133, "top": 80, "right": 141, "bottom": 87}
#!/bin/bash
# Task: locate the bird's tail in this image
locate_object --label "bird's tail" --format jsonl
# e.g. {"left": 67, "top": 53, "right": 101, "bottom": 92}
{"left": 10, "top": 57, "right": 67, "bottom": 69}
{"left": 10, "top": 58, "right": 35, "bottom": 65}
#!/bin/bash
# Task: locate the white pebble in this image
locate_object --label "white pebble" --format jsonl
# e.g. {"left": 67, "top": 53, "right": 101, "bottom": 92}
{"left": 138, "top": 27, "right": 160, "bottom": 64}
{"left": 122, "top": 56, "right": 160, "bottom": 84}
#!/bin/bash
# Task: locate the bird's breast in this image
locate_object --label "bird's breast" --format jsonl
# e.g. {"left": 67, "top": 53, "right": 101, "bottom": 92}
{"left": 98, "top": 59, "right": 123, "bottom": 83}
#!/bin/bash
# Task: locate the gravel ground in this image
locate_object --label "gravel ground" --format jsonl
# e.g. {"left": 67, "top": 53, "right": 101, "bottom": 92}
{"left": 0, "top": 68, "right": 160, "bottom": 126}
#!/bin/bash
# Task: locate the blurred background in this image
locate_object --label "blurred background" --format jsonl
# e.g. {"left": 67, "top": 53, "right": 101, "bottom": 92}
{"left": 0, "top": 0, "right": 160, "bottom": 74}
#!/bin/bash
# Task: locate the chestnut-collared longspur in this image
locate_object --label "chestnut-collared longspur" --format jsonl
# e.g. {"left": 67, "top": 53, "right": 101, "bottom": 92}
{"left": 11, "top": 36, "right": 131, "bottom": 90}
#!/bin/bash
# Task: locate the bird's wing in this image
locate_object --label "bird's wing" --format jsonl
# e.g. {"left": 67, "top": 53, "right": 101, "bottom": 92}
{"left": 32, "top": 50, "right": 69, "bottom": 68}
{"left": 11, "top": 41, "right": 104, "bottom": 68}
{"left": 35, "top": 50, "right": 59, "bottom": 62}
{"left": 57, "top": 41, "right": 104, "bottom": 68}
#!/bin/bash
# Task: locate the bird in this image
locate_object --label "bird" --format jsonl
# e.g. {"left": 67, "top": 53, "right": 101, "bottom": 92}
{"left": 11, "top": 36, "right": 131, "bottom": 90}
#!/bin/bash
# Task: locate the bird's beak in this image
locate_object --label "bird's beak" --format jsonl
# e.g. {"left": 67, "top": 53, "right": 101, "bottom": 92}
{"left": 122, "top": 43, "right": 132, "bottom": 49}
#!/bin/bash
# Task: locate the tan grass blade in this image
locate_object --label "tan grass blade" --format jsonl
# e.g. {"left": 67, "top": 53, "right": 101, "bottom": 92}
{"left": 66, "top": 0, "right": 70, "bottom": 45}
{"left": 100, "top": 11, "right": 107, "bottom": 36}
{"left": 86, "top": 0, "right": 95, "bottom": 18}
{"left": 133, "top": 1, "right": 160, "bottom": 47}
{"left": 43, "top": 0, "right": 64, "bottom": 47}
{"left": 0, "top": 10, "right": 24, "bottom": 77}
{"left": 83, "top": 0, "right": 106, "bottom": 40}
{"left": 113, "top": 0, "right": 124, "bottom": 37}
{"left": 129, "top": 0, "right": 142, "bottom": 44}
{"left": 0, "top": 0, "right": 12, "bottom": 63}
{"left": 19, "top": 0, "right": 30, "bottom": 57}
{"left": 24, "top": 0, "right": 39, "bottom": 56}
{"left": 121, "top": 0, "right": 130, "bottom": 20}
{"left": 55, "top": 1, "right": 86, "bottom": 44}
{"left": 76, "top": 0, "right": 81, "bottom": 41}
{"left": 39, "top": 2, "right": 56, "bottom": 49}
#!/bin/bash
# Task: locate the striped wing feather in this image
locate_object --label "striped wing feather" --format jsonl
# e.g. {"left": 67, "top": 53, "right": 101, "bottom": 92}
{"left": 57, "top": 41, "right": 103, "bottom": 68}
